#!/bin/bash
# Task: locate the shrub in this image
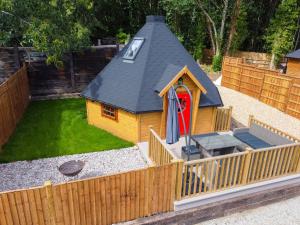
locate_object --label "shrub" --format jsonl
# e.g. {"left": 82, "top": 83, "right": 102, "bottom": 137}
{"left": 212, "top": 54, "right": 223, "bottom": 72}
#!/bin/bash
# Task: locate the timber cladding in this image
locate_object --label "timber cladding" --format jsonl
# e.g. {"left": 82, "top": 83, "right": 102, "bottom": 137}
{"left": 286, "top": 59, "right": 300, "bottom": 77}
{"left": 0, "top": 163, "right": 176, "bottom": 225}
{"left": 0, "top": 65, "right": 30, "bottom": 148}
{"left": 222, "top": 56, "right": 300, "bottom": 119}
{"left": 86, "top": 100, "right": 139, "bottom": 143}
{"left": 86, "top": 101, "right": 217, "bottom": 143}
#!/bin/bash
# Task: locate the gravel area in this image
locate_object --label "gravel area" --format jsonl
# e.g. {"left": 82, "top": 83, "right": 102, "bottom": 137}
{"left": 218, "top": 85, "right": 300, "bottom": 139}
{"left": 198, "top": 195, "right": 300, "bottom": 225}
{"left": 0, "top": 147, "right": 147, "bottom": 192}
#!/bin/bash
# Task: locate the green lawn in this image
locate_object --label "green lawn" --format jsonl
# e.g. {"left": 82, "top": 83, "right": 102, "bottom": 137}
{"left": 0, "top": 98, "right": 133, "bottom": 163}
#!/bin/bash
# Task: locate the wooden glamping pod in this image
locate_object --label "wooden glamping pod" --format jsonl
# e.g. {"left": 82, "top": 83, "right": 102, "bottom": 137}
{"left": 82, "top": 16, "right": 223, "bottom": 143}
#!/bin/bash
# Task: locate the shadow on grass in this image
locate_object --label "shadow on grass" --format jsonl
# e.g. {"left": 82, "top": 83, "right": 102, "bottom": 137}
{"left": 0, "top": 98, "right": 133, "bottom": 163}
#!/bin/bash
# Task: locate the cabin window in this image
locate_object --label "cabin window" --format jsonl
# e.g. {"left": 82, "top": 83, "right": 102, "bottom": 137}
{"left": 123, "top": 37, "right": 144, "bottom": 60}
{"left": 101, "top": 103, "right": 118, "bottom": 121}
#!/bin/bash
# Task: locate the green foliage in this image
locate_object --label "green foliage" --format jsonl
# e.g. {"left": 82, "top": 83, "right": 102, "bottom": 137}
{"left": 265, "top": 0, "right": 300, "bottom": 66}
{"left": 0, "top": 98, "right": 133, "bottom": 162}
{"left": 1, "top": 0, "right": 299, "bottom": 67}
{"left": 229, "top": 1, "right": 249, "bottom": 53}
{"left": 1, "top": 0, "right": 95, "bottom": 66}
{"left": 212, "top": 54, "right": 222, "bottom": 72}
{"left": 192, "top": 22, "right": 206, "bottom": 60}
{"left": 163, "top": 0, "right": 206, "bottom": 57}
{"left": 116, "top": 29, "right": 129, "bottom": 44}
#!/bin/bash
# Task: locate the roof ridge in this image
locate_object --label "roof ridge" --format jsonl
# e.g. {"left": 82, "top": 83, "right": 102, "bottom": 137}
{"left": 134, "top": 22, "right": 157, "bottom": 112}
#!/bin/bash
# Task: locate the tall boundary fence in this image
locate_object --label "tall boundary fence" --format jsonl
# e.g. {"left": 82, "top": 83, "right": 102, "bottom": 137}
{"left": 0, "top": 65, "right": 30, "bottom": 148}
{"left": 0, "top": 164, "right": 176, "bottom": 225}
{"left": 221, "top": 57, "right": 300, "bottom": 119}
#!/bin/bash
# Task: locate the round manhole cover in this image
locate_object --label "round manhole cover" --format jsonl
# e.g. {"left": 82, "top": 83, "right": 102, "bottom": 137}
{"left": 58, "top": 160, "right": 85, "bottom": 177}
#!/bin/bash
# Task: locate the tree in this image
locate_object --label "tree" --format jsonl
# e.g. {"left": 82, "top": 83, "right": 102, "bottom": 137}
{"left": 226, "top": 0, "right": 248, "bottom": 54}
{"left": 265, "top": 0, "right": 300, "bottom": 68}
{"left": 1, "top": 0, "right": 95, "bottom": 67}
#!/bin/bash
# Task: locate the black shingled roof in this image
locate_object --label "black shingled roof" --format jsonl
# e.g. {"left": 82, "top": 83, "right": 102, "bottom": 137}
{"left": 82, "top": 15, "right": 223, "bottom": 113}
{"left": 286, "top": 49, "right": 300, "bottom": 59}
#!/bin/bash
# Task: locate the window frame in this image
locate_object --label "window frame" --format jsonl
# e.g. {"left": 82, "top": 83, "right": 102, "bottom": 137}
{"left": 122, "top": 37, "right": 144, "bottom": 60}
{"left": 101, "top": 103, "right": 118, "bottom": 121}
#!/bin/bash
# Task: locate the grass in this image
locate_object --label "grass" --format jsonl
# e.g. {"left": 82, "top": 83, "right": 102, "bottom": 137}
{"left": 0, "top": 98, "right": 133, "bottom": 163}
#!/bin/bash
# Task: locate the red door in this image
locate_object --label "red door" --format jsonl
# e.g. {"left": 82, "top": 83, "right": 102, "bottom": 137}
{"left": 177, "top": 92, "right": 191, "bottom": 135}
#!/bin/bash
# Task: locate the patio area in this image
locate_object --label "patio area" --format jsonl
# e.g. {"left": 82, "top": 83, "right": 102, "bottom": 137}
{"left": 139, "top": 115, "right": 298, "bottom": 164}
{"left": 140, "top": 115, "right": 300, "bottom": 200}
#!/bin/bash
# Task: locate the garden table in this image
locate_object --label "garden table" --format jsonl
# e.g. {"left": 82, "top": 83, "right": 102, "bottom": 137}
{"left": 191, "top": 133, "right": 245, "bottom": 155}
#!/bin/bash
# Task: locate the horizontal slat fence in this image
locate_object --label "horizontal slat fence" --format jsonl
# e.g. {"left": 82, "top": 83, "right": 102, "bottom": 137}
{"left": 286, "top": 84, "right": 300, "bottom": 119}
{"left": 148, "top": 127, "right": 177, "bottom": 165}
{"left": 0, "top": 65, "right": 29, "bottom": 148}
{"left": 214, "top": 106, "right": 232, "bottom": 132}
{"left": 0, "top": 164, "right": 176, "bottom": 225}
{"left": 221, "top": 56, "right": 300, "bottom": 119}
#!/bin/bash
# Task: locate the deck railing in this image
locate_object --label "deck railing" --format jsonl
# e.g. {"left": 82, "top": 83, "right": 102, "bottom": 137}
{"left": 178, "top": 151, "right": 248, "bottom": 199}
{"left": 247, "top": 144, "right": 300, "bottom": 183}
{"left": 214, "top": 106, "right": 232, "bottom": 132}
{"left": 148, "top": 127, "right": 178, "bottom": 166}
{"left": 175, "top": 116, "right": 300, "bottom": 200}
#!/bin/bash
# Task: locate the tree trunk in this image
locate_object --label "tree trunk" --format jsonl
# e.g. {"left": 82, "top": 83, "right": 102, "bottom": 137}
{"left": 226, "top": 0, "right": 241, "bottom": 55}
{"left": 219, "top": 0, "right": 229, "bottom": 46}
{"left": 69, "top": 52, "right": 75, "bottom": 90}
{"left": 207, "top": 19, "right": 216, "bottom": 54}
{"left": 270, "top": 53, "right": 276, "bottom": 69}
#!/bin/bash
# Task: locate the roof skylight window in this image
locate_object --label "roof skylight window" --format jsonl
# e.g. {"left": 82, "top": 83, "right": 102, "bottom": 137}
{"left": 123, "top": 38, "right": 144, "bottom": 60}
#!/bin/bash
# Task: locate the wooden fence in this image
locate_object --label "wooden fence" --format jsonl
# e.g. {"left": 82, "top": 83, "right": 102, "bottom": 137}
{"left": 0, "top": 65, "right": 30, "bottom": 148}
{"left": 221, "top": 56, "right": 300, "bottom": 119}
{"left": 214, "top": 106, "right": 232, "bottom": 132}
{"left": 0, "top": 164, "right": 176, "bottom": 225}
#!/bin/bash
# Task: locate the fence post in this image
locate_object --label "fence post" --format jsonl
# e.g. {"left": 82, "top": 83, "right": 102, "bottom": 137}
{"left": 148, "top": 125, "right": 153, "bottom": 162}
{"left": 297, "top": 147, "right": 300, "bottom": 173}
{"left": 248, "top": 115, "right": 254, "bottom": 127}
{"left": 242, "top": 148, "right": 253, "bottom": 184}
{"left": 171, "top": 159, "right": 184, "bottom": 201}
{"left": 44, "top": 181, "right": 56, "bottom": 225}
{"left": 227, "top": 106, "right": 233, "bottom": 130}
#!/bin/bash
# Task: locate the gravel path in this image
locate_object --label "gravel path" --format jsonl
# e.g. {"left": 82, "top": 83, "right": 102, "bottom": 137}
{"left": 197, "top": 195, "right": 300, "bottom": 225}
{"left": 0, "top": 147, "right": 147, "bottom": 192}
{"left": 218, "top": 85, "right": 300, "bottom": 139}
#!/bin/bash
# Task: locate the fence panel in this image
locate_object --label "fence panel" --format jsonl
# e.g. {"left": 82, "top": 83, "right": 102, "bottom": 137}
{"left": 260, "top": 75, "right": 292, "bottom": 111}
{"left": 0, "top": 65, "right": 29, "bottom": 147}
{"left": 221, "top": 56, "right": 300, "bottom": 119}
{"left": 286, "top": 84, "right": 300, "bottom": 119}
{"left": 221, "top": 63, "right": 241, "bottom": 91}
{"left": 0, "top": 164, "right": 176, "bottom": 225}
{"left": 214, "top": 106, "right": 232, "bottom": 132}
{"left": 239, "top": 66, "right": 264, "bottom": 98}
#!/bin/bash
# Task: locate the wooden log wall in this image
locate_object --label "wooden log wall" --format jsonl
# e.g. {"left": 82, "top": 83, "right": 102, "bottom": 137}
{"left": 221, "top": 56, "right": 300, "bottom": 119}
{"left": 0, "top": 164, "right": 176, "bottom": 225}
{"left": 0, "top": 65, "right": 30, "bottom": 148}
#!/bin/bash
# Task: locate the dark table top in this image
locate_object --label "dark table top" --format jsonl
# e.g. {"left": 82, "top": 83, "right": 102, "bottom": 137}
{"left": 191, "top": 133, "right": 245, "bottom": 151}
